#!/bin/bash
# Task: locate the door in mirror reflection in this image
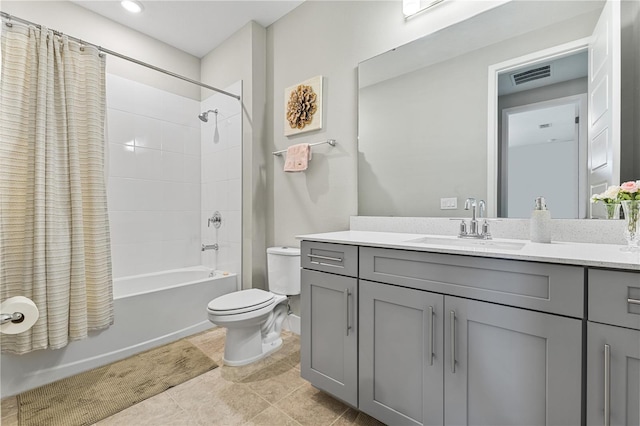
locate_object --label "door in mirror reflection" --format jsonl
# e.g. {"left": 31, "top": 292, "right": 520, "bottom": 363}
{"left": 501, "top": 99, "right": 584, "bottom": 218}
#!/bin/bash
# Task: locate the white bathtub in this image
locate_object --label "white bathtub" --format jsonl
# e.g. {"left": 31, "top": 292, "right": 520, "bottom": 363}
{"left": 1, "top": 266, "right": 237, "bottom": 397}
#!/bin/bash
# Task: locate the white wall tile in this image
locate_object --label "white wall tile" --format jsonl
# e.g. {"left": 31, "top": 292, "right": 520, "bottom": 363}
{"left": 133, "top": 179, "right": 164, "bottom": 212}
{"left": 107, "top": 109, "right": 136, "bottom": 146}
{"left": 164, "top": 92, "right": 201, "bottom": 128}
{"left": 227, "top": 211, "right": 242, "bottom": 244}
{"left": 107, "top": 74, "right": 202, "bottom": 277}
{"left": 184, "top": 183, "right": 200, "bottom": 212}
{"left": 107, "top": 177, "right": 137, "bottom": 211}
{"left": 109, "top": 143, "right": 136, "bottom": 178}
{"left": 106, "top": 75, "right": 138, "bottom": 114}
{"left": 210, "top": 151, "right": 228, "bottom": 182}
{"left": 161, "top": 151, "right": 184, "bottom": 182}
{"left": 135, "top": 147, "right": 163, "bottom": 180}
{"left": 163, "top": 182, "right": 185, "bottom": 211}
{"left": 185, "top": 127, "right": 201, "bottom": 156}
{"left": 228, "top": 178, "right": 242, "bottom": 211}
{"left": 133, "top": 83, "right": 166, "bottom": 121}
{"left": 211, "top": 181, "right": 228, "bottom": 211}
{"left": 134, "top": 115, "right": 163, "bottom": 150}
{"left": 227, "top": 114, "right": 242, "bottom": 147}
{"left": 108, "top": 211, "right": 136, "bottom": 245}
{"left": 134, "top": 211, "right": 164, "bottom": 244}
{"left": 227, "top": 146, "right": 242, "bottom": 180}
{"left": 161, "top": 122, "right": 186, "bottom": 153}
{"left": 184, "top": 156, "right": 201, "bottom": 184}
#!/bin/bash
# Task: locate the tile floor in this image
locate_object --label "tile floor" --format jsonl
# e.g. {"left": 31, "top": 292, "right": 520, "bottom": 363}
{"left": 1, "top": 328, "right": 385, "bottom": 426}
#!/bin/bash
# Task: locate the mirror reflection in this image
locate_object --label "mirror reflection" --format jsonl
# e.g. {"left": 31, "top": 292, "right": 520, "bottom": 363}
{"left": 358, "top": 0, "right": 639, "bottom": 218}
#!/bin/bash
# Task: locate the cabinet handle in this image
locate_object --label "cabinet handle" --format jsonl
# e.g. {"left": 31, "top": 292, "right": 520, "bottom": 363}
{"left": 428, "top": 306, "right": 434, "bottom": 366}
{"left": 450, "top": 310, "right": 456, "bottom": 374}
{"left": 344, "top": 289, "right": 352, "bottom": 336}
{"left": 604, "top": 343, "right": 611, "bottom": 426}
{"left": 308, "top": 254, "right": 343, "bottom": 263}
{"left": 628, "top": 298, "right": 640, "bottom": 306}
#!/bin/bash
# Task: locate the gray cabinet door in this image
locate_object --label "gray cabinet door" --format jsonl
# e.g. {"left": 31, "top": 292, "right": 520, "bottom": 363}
{"left": 301, "top": 269, "right": 358, "bottom": 406}
{"left": 587, "top": 322, "right": 640, "bottom": 426}
{"left": 359, "top": 280, "right": 444, "bottom": 426}
{"left": 444, "top": 296, "right": 582, "bottom": 426}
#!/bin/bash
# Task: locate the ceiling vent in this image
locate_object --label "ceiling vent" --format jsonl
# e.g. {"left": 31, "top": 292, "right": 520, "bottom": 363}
{"left": 511, "top": 65, "right": 551, "bottom": 85}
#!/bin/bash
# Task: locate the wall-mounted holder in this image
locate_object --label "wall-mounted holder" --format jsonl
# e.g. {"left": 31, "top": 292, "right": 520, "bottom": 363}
{"left": 272, "top": 139, "right": 337, "bottom": 156}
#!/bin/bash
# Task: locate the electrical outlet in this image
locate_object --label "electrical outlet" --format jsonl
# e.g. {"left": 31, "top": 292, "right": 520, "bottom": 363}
{"left": 440, "top": 197, "right": 458, "bottom": 210}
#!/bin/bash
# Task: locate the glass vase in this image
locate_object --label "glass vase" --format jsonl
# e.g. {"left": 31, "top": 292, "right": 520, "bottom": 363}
{"left": 620, "top": 200, "right": 640, "bottom": 252}
{"left": 604, "top": 202, "right": 621, "bottom": 219}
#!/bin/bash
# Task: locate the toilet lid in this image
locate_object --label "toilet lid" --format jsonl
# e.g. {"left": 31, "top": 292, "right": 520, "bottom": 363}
{"left": 208, "top": 289, "right": 275, "bottom": 315}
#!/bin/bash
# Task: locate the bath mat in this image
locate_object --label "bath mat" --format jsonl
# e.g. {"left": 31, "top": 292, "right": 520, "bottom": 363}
{"left": 17, "top": 339, "right": 218, "bottom": 426}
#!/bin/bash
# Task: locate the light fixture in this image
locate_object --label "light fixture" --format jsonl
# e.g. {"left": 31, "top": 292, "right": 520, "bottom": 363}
{"left": 121, "top": 0, "right": 143, "bottom": 14}
{"left": 403, "top": 0, "right": 421, "bottom": 16}
{"left": 403, "top": 0, "right": 445, "bottom": 18}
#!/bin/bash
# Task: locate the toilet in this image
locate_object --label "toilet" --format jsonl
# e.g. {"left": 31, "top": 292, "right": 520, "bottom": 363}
{"left": 207, "top": 247, "right": 300, "bottom": 366}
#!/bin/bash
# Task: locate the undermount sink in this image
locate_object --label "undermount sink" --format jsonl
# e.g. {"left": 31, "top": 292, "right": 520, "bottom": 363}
{"left": 406, "top": 236, "right": 527, "bottom": 251}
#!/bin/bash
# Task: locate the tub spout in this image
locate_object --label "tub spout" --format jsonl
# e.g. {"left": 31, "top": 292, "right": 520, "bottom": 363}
{"left": 202, "top": 243, "right": 219, "bottom": 251}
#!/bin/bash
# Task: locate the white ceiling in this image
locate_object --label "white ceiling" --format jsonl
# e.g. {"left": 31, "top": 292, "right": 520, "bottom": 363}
{"left": 71, "top": 0, "right": 303, "bottom": 58}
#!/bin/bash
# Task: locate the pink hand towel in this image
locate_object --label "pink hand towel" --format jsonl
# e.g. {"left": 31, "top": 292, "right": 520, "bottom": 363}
{"left": 283, "top": 143, "right": 312, "bottom": 172}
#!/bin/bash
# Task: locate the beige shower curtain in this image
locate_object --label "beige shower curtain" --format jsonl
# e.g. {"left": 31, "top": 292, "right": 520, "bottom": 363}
{"left": 0, "top": 22, "right": 113, "bottom": 354}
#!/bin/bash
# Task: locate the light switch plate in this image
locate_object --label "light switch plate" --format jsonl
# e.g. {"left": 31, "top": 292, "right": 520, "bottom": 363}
{"left": 440, "top": 197, "right": 457, "bottom": 210}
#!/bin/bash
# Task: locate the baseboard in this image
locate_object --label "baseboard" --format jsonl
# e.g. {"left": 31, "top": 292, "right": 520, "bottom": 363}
{"left": 283, "top": 314, "right": 300, "bottom": 335}
{"left": 1, "top": 321, "right": 214, "bottom": 397}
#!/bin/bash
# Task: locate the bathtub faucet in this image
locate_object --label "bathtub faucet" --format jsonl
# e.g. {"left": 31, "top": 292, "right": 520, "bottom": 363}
{"left": 202, "top": 243, "right": 219, "bottom": 252}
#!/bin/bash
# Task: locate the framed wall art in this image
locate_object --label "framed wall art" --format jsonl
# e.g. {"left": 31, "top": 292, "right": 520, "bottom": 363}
{"left": 284, "top": 75, "right": 323, "bottom": 136}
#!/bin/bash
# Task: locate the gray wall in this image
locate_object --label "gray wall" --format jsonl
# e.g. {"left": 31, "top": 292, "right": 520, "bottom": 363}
{"left": 2, "top": 1, "right": 201, "bottom": 100}
{"left": 265, "top": 0, "right": 509, "bottom": 248}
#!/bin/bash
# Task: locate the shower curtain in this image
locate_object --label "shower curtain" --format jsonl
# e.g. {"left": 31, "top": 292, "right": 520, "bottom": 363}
{"left": 0, "top": 22, "right": 113, "bottom": 354}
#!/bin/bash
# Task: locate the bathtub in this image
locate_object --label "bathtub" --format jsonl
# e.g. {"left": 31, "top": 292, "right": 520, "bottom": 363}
{"left": 1, "top": 266, "right": 237, "bottom": 397}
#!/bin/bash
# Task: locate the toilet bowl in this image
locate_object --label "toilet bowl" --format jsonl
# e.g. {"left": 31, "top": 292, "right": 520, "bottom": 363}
{"left": 207, "top": 247, "right": 300, "bottom": 366}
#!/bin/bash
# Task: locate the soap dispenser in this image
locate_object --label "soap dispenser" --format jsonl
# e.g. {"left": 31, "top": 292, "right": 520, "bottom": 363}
{"left": 530, "top": 196, "right": 551, "bottom": 243}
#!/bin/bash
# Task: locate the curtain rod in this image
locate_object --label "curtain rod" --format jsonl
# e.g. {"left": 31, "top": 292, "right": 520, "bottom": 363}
{"left": 0, "top": 11, "right": 241, "bottom": 101}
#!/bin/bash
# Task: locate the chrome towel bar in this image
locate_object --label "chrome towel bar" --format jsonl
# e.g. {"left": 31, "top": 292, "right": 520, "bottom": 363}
{"left": 272, "top": 139, "right": 336, "bottom": 156}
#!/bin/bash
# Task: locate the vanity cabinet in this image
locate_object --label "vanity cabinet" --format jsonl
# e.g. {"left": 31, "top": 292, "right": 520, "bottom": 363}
{"left": 359, "top": 280, "right": 444, "bottom": 425}
{"left": 443, "top": 296, "right": 582, "bottom": 426}
{"left": 300, "top": 241, "right": 359, "bottom": 407}
{"left": 300, "top": 240, "right": 588, "bottom": 425}
{"left": 587, "top": 269, "right": 640, "bottom": 426}
{"left": 359, "top": 278, "right": 582, "bottom": 426}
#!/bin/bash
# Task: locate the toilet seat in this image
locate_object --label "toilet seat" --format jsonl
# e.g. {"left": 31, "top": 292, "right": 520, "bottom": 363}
{"left": 207, "top": 289, "right": 275, "bottom": 316}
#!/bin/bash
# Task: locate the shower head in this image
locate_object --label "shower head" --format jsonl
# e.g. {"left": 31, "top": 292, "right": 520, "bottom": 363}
{"left": 198, "top": 109, "right": 218, "bottom": 123}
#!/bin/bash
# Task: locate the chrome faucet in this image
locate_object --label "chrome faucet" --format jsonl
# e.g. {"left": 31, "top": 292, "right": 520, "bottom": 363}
{"left": 202, "top": 243, "right": 219, "bottom": 251}
{"left": 459, "top": 198, "right": 492, "bottom": 239}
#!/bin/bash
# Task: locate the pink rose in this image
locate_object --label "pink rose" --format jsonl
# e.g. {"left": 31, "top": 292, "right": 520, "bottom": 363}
{"left": 621, "top": 181, "right": 639, "bottom": 193}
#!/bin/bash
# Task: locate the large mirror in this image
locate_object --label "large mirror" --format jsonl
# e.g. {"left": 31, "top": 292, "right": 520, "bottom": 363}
{"left": 358, "top": 0, "right": 640, "bottom": 218}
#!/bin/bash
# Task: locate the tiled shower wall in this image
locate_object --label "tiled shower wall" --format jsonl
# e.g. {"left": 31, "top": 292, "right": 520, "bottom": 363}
{"left": 200, "top": 81, "right": 243, "bottom": 281}
{"left": 106, "top": 75, "right": 242, "bottom": 280}
{"left": 106, "top": 74, "right": 202, "bottom": 278}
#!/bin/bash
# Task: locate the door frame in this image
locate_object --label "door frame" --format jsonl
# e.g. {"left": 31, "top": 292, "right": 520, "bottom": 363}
{"left": 487, "top": 37, "right": 590, "bottom": 217}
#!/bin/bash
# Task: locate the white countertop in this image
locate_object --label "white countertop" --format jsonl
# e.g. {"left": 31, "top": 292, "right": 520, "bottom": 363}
{"left": 297, "top": 230, "right": 640, "bottom": 271}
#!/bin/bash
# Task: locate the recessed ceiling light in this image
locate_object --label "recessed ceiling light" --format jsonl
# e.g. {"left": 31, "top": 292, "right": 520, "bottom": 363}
{"left": 121, "top": 0, "right": 143, "bottom": 14}
{"left": 403, "top": 0, "right": 420, "bottom": 16}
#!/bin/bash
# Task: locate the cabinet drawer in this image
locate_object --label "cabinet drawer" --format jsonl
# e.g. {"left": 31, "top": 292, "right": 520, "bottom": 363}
{"left": 589, "top": 269, "right": 640, "bottom": 330}
{"left": 301, "top": 241, "right": 358, "bottom": 277}
{"left": 360, "top": 247, "right": 584, "bottom": 318}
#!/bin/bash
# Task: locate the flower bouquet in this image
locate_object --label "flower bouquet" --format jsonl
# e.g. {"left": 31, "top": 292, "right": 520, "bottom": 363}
{"left": 592, "top": 180, "right": 640, "bottom": 250}
{"left": 591, "top": 185, "right": 621, "bottom": 219}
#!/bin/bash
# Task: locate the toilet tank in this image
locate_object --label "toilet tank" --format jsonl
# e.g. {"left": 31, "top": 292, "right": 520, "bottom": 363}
{"left": 267, "top": 247, "right": 301, "bottom": 296}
